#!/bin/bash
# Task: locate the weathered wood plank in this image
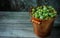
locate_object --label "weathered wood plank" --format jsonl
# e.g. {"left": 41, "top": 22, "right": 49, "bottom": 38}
{"left": 0, "top": 12, "right": 29, "bottom": 15}
{"left": 0, "top": 19, "right": 31, "bottom": 23}
{"left": 0, "top": 12, "right": 60, "bottom": 38}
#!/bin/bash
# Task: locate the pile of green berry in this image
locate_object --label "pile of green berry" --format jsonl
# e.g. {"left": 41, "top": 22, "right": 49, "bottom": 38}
{"left": 31, "top": 6, "right": 57, "bottom": 20}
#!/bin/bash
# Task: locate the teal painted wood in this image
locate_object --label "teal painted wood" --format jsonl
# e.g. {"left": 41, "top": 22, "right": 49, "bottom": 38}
{"left": 0, "top": 12, "right": 37, "bottom": 37}
{"left": 0, "top": 12, "right": 60, "bottom": 25}
{"left": 0, "top": 12, "right": 60, "bottom": 38}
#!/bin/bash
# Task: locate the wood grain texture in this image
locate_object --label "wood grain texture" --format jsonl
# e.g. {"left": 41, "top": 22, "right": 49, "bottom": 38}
{"left": 0, "top": 12, "right": 60, "bottom": 38}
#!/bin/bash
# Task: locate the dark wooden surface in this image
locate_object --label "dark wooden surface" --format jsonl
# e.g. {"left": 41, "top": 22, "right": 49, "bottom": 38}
{"left": 0, "top": 12, "right": 60, "bottom": 38}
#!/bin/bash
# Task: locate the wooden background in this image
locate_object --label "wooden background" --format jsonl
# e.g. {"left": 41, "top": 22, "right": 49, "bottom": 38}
{"left": 0, "top": 12, "right": 60, "bottom": 38}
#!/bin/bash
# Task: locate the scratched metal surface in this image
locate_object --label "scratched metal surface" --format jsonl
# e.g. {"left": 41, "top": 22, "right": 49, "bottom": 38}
{"left": 0, "top": 12, "right": 60, "bottom": 38}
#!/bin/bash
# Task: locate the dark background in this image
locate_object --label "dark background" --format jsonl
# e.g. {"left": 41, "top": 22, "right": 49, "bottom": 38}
{"left": 0, "top": 0, "right": 60, "bottom": 12}
{"left": 0, "top": 0, "right": 37, "bottom": 11}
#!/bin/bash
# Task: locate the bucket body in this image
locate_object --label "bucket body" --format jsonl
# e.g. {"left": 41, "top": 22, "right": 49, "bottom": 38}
{"left": 31, "top": 17, "right": 54, "bottom": 37}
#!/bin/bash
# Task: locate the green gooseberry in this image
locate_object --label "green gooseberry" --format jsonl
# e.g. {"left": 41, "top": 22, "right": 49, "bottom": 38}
{"left": 36, "top": 7, "right": 40, "bottom": 10}
{"left": 36, "top": 11, "right": 39, "bottom": 13}
{"left": 39, "top": 15, "right": 44, "bottom": 19}
{"left": 43, "top": 13, "right": 48, "bottom": 17}
{"left": 51, "top": 13, "right": 57, "bottom": 17}
{"left": 51, "top": 15, "right": 55, "bottom": 18}
{"left": 39, "top": 6, "right": 42, "bottom": 9}
{"left": 54, "top": 10, "right": 57, "bottom": 13}
{"left": 34, "top": 13, "right": 39, "bottom": 18}
{"left": 51, "top": 8, "right": 54, "bottom": 10}
{"left": 32, "top": 8, "right": 35, "bottom": 12}
{"left": 48, "top": 6, "right": 53, "bottom": 8}
{"left": 32, "top": 14, "right": 35, "bottom": 17}
{"left": 43, "top": 6, "right": 47, "bottom": 10}
{"left": 40, "top": 9, "right": 43, "bottom": 12}
{"left": 39, "top": 12, "right": 42, "bottom": 15}
{"left": 38, "top": 9, "right": 41, "bottom": 12}
{"left": 47, "top": 10, "right": 49, "bottom": 12}
{"left": 49, "top": 13, "right": 52, "bottom": 15}
{"left": 48, "top": 13, "right": 55, "bottom": 18}
{"left": 45, "top": 17, "right": 49, "bottom": 20}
